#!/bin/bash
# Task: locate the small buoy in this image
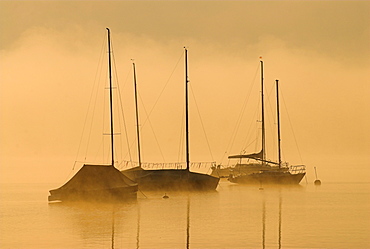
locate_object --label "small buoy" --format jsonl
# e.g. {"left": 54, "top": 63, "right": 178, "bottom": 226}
{"left": 163, "top": 193, "right": 169, "bottom": 199}
{"left": 314, "top": 167, "right": 321, "bottom": 185}
{"left": 314, "top": 179, "right": 321, "bottom": 186}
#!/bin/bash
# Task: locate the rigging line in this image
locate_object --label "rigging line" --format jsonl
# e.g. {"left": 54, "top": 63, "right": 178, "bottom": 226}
{"left": 264, "top": 83, "right": 278, "bottom": 160}
{"left": 116, "top": 65, "right": 163, "bottom": 169}
{"left": 243, "top": 137, "right": 259, "bottom": 151}
{"left": 91, "top": 125, "right": 105, "bottom": 164}
{"left": 103, "top": 81, "right": 107, "bottom": 163}
{"left": 224, "top": 63, "right": 259, "bottom": 161}
{"left": 177, "top": 109, "right": 185, "bottom": 163}
{"left": 139, "top": 51, "right": 184, "bottom": 129}
{"left": 255, "top": 123, "right": 260, "bottom": 152}
{"left": 90, "top": 68, "right": 106, "bottom": 163}
{"left": 98, "top": 77, "right": 111, "bottom": 164}
{"left": 189, "top": 84, "right": 214, "bottom": 161}
{"left": 84, "top": 36, "right": 107, "bottom": 164}
{"left": 110, "top": 40, "right": 134, "bottom": 166}
{"left": 116, "top": 66, "right": 139, "bottom": 168}
{"left": 89, "top": 94, "right": 106, "bottom": 164}
{"left": 117, "top": 89, "right": 144, "bottom": 169}
{"left": 112, "top": 52, "right": 124, "bottom": 163}
{"left": 120, "top": 52, "right": 184, "bottom": 164}
{"left": 138, "top": 93, "right": 167, "bottom": 163}
{"left": 241, "top": 98, "right": 260, "bottom": 152}
{"left": 110, "top": 39, "right": 132, "bottom": 93}
{"left": 119, "top": 53, "right": 183, "bottom": 164}
{"left": 218, "top": 63, "right": 260, "bottom": 164}
{"left": 118, "top": 128, "right": 140, "bottom": 168}
{"left": 280, "top": 88, "right": 304, "bottom": 164}
{"left": 227, "top": 90, "right": 250, "bottom": 155}
{"left": 73, "top": 34, "right": 106, "bottom": 169}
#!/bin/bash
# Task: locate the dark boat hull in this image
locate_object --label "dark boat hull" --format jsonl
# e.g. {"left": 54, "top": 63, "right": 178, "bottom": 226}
{"left": 211, "top": 167, "right": 232, "bottom": 178}
{"left": 228, "top": 172, "right": 305, "bottom": 185}
{"left": 122, "top": 167, "right": 220, "bottom": 191}
{"left": 48, "top": 185, "right": 138, "bottom": 202}
{"left": 48, "top": 165, "right": 138, "bottom": 202}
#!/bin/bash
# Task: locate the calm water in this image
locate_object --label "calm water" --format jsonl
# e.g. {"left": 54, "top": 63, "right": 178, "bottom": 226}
{"left": 1, "top": 180, "right": 369, "bottom": 249}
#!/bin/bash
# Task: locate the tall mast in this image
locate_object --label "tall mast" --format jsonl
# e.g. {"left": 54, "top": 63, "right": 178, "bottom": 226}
{"left": 132, "top": 62, "right": 142, "bottom": 167}
{"left": 260, "top": 60, "right": 266, "bottom": 164}
{"left": 106, "top": 28, "right": 114, "bottom": 167}
{"left": 276, "top": 79, "right": 282, "bottom": 168}
{"left": 185, "top": 48, "right": 190, "bottom": 171}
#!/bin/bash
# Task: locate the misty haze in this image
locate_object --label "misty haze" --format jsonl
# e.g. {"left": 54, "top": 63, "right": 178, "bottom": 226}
{"left": 1, "top": 1, "right": 369, "bottom": 248}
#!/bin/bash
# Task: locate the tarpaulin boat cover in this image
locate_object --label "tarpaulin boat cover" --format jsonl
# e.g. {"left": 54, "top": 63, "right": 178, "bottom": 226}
{"left": 50, "top": 164, "right": 137, "bottom": 192}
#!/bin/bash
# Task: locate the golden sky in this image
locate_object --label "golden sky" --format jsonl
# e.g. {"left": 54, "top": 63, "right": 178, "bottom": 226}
{"left": 1, "top": 1, "right": 369, "bottom": 183}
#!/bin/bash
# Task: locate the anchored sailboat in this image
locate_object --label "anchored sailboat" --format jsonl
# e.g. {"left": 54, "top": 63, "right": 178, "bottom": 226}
{"left": 122, "top": 48, "right": 220, "bottom": 191}
{"left": 228, "top": 61, "right": 305, "bottom": 185}
{"left": 48, "top": 28, "right": 138, "bottom": 202}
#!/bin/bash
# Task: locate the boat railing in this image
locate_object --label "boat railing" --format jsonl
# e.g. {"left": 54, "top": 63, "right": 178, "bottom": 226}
{"left": 119, "top": 160, "right": 216, "bottom": 170}
{"left": 289, "top": 165, "right": 306, "bottom": 174}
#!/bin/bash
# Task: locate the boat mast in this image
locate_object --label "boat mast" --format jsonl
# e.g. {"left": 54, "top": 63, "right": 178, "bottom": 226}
{"left": 185, "top": 48, "right": 190, "bottom": 172}
{"left": 132, "top": 62, "right": 142, "bottom": 167}
{"left": 106, "top": 28, "right": 115, "bottom": 167}
{"left": 276, "top": 79, "right": 282, "bottom": 168}
{"left": 260, "top": 60, "right": 266, "bottom": 164}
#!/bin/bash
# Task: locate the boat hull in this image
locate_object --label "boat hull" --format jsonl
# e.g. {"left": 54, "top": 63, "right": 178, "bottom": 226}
{"left": 228, "top": 172, "right": 305, "bottom": 185}
{"left": 122, "top": 167, "right": 220, "bottom": 191}
{"left": 211, "top": 167, "right": 232, "bottom": 178}
{"left": 48, "top": 165, "right": 138, "bottom": 203}
{"left": 48, "top": 185, "right": 138, "bottom": 202}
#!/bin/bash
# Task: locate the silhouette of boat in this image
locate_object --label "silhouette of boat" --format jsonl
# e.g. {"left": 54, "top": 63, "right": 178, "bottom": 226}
{"left": 210, "top": 164, "right": 232, "bottom": 178}
{"left": 122, "top": 48, "right": 219, "bottom": 191}
{"left": 228, "top": 60, "right": 305, "bottom": 185}
{"left": 48, "top": 28, "right": 138, "bottom": 202}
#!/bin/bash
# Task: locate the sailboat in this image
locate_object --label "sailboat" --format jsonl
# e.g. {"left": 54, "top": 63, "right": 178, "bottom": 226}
{"left": 122, "top": 48, "right": 220, "bottom": 191}
{"left": 228, "top": 60, "right": 305, "bottom": 185}
{"left": 48, "top": 28, "right": 138, "bottom": 202}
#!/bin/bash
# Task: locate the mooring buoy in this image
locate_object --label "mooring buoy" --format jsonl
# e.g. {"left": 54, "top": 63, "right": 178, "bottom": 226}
{"left": 314, "top": 167, "right": 321, "bottom": 185}
{"left": 314, "top": 179, "right": 321, "bottom": 185}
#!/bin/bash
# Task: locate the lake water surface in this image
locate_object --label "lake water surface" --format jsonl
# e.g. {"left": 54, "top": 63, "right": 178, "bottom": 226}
{"left": 1, "top": 180, "right": 369, "bottom": 248}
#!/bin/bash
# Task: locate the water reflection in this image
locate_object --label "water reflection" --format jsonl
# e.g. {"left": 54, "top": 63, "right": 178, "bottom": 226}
{"left": 48, "top": 200, "right": 138, "bottom": 248}
{"left": 278, "top": 193, "right": 282, "bottom": 249}
{"left": 186, "top": 195, "right": 190, "bottom": 249}
{"left": 136, "top": 202, "right": 140, "bottom": 249}
{"left": 111, "top": 208, "right": 115, "bottom": 249}
{"left": 48, "top": 191, "right": 212, "bottom": 248}
{"left": 261, "top": 188, "right": 284, "bottom": 249}
{"left": 48, "top": 186, "right": 294, "bottom": 248}
{"left": 262, "top": 197, "right": 266, "bottom": 249}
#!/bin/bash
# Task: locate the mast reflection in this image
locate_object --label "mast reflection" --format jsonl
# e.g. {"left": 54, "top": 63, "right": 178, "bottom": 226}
{"left": 187, "top": 194, "right": 190, "bottom": 249}
{"left": 278, "top": 192, "right": 282, "bottom": 249}
{"left": 136, "top": 202, "right": 141, "bottom": 249}
{"left": 111, "top": 208, "right": 115, "bottom": 249}
{"left": 262, "top": 197, "right": 266, "bottom": 249}
{"left": 261, "top": 189, "right": 283, "bottom": 249}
